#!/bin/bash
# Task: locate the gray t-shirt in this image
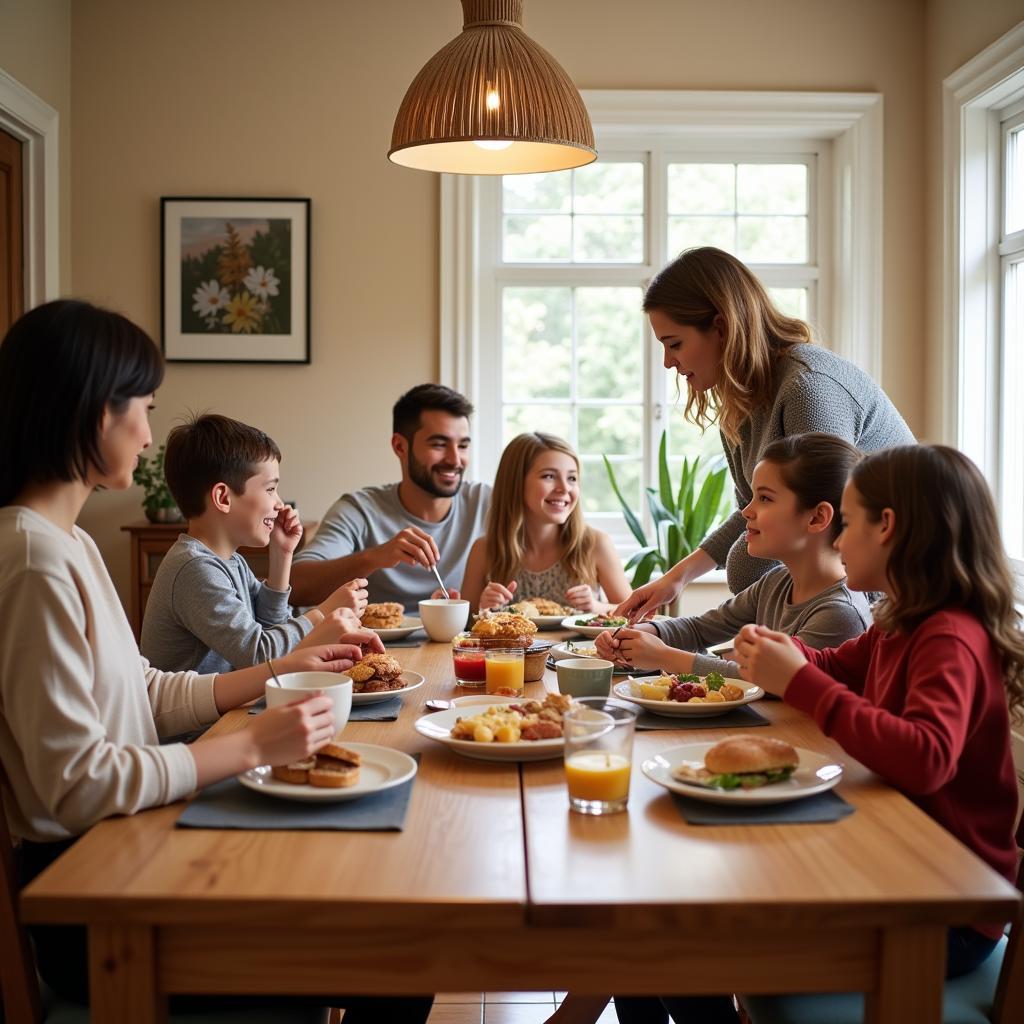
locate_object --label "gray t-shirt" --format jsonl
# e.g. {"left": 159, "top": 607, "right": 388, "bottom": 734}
{"left": 654, "top": 565, "right": 872, "bottom": 679}
{"left": 140, "top": 534, "right": 312, "bottom": 675}
{"left": 294, "top": 481, "right": 491, "bottom": 612}
{"left": 700, "top": 344, "right": 915, "bottom": 592}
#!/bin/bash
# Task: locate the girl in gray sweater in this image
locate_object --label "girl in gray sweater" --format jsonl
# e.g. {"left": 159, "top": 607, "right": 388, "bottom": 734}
{"left": 618, "top": 247, "right": 914, "bottom": 620}
{"left": 598, "top": 433, "right": 871, "bottom": 677}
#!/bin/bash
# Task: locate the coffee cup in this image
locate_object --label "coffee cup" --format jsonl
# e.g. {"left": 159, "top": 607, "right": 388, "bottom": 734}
{"left": 555, "top": 657, "right": 614, "bottom": 698}
{"left": 265, "top": 671, "right": 352, "bottom": 734}
{"left": 418, "top": 599, "right": 470, "bottom": 642}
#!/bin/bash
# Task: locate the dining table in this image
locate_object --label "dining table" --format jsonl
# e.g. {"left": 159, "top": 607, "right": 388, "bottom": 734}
{"left": 20, "top": 631, "right": 1021, "bottom": 1023}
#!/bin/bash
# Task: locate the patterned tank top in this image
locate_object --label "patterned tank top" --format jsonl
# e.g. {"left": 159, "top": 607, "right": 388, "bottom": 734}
{"left": 512, "top": 562, "right": 600, "bottom": 604}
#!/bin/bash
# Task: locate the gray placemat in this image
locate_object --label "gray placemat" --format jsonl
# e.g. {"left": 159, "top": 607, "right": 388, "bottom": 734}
{"left": 672, "top": 789, "right": 854, "bottom": 826}
{"left": 635, "top": 704, "right": 769, "bottom": 730}
{"left": 247, "top": 697, "right": 402, "bottom": 721}
{"left": 383, "top": 636, "right": 425, "bottom": 648}
{"left": 176, "top": 756, "right": 419, "bottom": 831}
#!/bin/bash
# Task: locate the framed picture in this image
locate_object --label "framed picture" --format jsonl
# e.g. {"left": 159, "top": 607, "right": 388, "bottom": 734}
{"left": 161, "top": 197, "right": 310, "bottom": 363}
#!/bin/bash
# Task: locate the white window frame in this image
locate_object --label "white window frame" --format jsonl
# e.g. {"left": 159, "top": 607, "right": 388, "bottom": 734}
{"left": 0, "top": 68, "right": 60, "bottom": 306}
{"left": 942, "top": 22, "right": 1024, "bottom": 573}
{"left": 440, "top": 90, "right": 883, "bottom": 544}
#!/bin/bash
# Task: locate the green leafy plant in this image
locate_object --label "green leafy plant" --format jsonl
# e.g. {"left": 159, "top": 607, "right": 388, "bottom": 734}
{"left": 132, "top": 445, "right": 182, "bottom": 521}
{"left": 603, "top": 432, "right": 731, "bottom": 588}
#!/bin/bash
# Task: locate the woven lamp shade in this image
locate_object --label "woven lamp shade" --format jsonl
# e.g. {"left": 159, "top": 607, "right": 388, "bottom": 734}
{"left": 389, "top": 0, "right": 596, "bottom": 175}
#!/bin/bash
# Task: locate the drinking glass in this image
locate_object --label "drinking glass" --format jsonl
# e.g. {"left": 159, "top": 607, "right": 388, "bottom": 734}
{"left": 484, "top": 647, "right": 525, "bottom": 695}
{"left": 563, "top": 698, "right": 637, "bottom": 815}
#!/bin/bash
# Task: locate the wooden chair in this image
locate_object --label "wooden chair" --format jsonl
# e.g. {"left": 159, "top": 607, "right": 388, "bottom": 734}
{"left": 0, "top": 807, "right": 328, "bottom": 1024}
{"left": 743, "top": 819, "right": 1024, "bottom": 1024}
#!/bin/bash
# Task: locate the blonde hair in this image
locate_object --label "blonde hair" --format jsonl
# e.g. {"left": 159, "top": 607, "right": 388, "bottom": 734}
{"left": 852, "top": 445, "right": 1024, "bottom": 717}
{"left": 485, "top": 433, "right": 597, "bottom": 590}
{"left": 644, "top": 247, "right": 812, "bottom": 444}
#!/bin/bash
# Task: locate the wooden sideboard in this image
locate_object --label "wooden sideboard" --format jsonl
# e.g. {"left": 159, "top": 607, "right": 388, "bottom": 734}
{"left": 121, "top": 520, "right": 316, "bottom": 639}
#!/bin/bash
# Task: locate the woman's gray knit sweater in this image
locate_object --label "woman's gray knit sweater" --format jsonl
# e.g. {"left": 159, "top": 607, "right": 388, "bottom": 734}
{"left": 700, "top": 344, "right": 915, "bottom": 593}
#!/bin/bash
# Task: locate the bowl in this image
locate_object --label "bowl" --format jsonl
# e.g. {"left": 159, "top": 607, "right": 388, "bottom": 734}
{"left": 523, "top": 639, "right": 555, "bottom": 682}
{"left": 555, "top": 658, "right": 614, "bottom": 698}
{"left": 265, "top": 671, "right": 352, "bottom": 735}
{"left": 418, "top": 599, "right": 471, "bottom": 642}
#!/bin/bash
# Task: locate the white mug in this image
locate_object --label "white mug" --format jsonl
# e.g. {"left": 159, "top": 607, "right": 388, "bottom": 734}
{"left": 265, "top": 671, "right": 352, "bottom": 735}
{"left": 418, "top": 598, "right": 470, "bottom": 642}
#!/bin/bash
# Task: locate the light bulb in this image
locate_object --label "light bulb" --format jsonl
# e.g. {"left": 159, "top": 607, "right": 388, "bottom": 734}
{"left": 485, "top": 89, "right": 501, "bottom": 111}
{"left": 473, "top": 139, "right": 514, "bottom": 151}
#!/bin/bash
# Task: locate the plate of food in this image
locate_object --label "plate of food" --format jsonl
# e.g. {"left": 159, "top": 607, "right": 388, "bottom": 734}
{"left": 238, "top": 741, "right": 418, "bottom": 803}
{"left": 642, "top": 737, "right": 843, "bottom": 805}
{"left": 549, "top": 641, "right": 657, "bottom": 677}
{"left": 561, "top": 613, "right": 671, "bottom": 638}
{"left": 344, "top": 654, "right": 425, "bottom": 705}
{"left": 361, "top": 602, "right": 423, "bottom": 641}
{"left": 613, "top": 673, "right": 763, "bottom": 717}
{"left": 414, "top": 693, "right": 573, "bottom": 762}
{"left": 501, "top": 599, "right": 577, "bottom": 629}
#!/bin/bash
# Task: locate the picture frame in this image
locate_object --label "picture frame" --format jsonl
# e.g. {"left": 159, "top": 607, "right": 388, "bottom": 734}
{"left": 161, "top": 197, "right": 311, "bottom": 363}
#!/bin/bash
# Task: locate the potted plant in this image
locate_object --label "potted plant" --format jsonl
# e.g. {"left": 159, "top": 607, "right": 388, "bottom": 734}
{"left": 603, "top": 431, "right": 731, "bottom": 613}
{"left": 132, "top": 445, "right": 183, "bottom": 523}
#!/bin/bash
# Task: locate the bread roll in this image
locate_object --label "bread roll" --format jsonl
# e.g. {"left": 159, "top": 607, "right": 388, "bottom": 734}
{"left": 704, "top": 736, "right": 797, "bottom": 775}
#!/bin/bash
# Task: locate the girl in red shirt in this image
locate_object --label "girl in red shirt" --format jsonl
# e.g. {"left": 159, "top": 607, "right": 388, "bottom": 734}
{"left": 736, "top": 443, "right": 1024, "bottom": 977}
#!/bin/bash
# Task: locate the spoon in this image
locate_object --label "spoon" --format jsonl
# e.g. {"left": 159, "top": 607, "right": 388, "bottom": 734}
{"left": 424, "top": 699, "right": 452, "bottom": 712}
{"left": 428, "top": 563, "right": 450, "bottom": 600}
{"left": 265, "top": 659, "right": 282, "bottom": 686}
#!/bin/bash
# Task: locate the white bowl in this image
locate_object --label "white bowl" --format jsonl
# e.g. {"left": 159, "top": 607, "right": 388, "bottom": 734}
{"left": 265, "top": 671, "right": 352, "bottom": 734}
{"left": 418, "top": 599, "right": 470, "bottom": 642}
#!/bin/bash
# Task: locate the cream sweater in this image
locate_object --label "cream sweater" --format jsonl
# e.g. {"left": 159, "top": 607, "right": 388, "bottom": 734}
{"left": 0, "top": 507, "right": 219, "bottom": 842}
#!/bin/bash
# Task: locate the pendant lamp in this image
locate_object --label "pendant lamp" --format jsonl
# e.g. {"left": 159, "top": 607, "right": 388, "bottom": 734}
{"left": 389, "top": 0, "right": 596, "bottom": 175}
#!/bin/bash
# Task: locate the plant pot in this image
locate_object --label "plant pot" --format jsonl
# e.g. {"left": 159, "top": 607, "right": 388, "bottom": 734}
{"left": 145, "top": 505, "right": 184, "bottom": 524}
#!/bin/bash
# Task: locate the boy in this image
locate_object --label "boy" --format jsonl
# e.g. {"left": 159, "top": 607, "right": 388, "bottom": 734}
{"left": 141, "top": 414, "right": 378, "bottom": 674}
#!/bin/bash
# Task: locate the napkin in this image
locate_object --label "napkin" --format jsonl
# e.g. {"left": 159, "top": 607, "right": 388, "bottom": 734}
{"left": 176, "top": 756, "right": 420, "bottom": 832}
{"left": 247, "top": 697, "right": 402, "bottom": 721}
{"left": 671, "top": 789, "right": 854, "bottom": 826}
{"left": 634, "top": 704, "right": 769, "bottom": 730}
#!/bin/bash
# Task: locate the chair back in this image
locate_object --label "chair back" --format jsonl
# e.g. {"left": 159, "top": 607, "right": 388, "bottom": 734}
{"left": 991, "top": 814, "right": 1024, "bottom": 1023}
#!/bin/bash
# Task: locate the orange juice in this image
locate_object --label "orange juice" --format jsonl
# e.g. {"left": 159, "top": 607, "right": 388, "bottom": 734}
{"left": 565, "top": 752, "right": 631, "bottom": 802}
{"left": 484, "top": 652, "right": 525, "bottom": 694}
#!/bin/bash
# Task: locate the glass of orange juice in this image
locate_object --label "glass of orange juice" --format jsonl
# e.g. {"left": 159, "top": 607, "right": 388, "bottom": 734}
{"left": 563, "top": 698, "right": 637, "bottom": 815}
{"left": 484, "top": 647, "right": 525, "bottom": 695}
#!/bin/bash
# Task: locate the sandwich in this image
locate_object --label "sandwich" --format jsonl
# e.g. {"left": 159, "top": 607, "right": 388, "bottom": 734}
{"left": 308, "top": 741, "right": 361, "bottom": 788}
{"left": 672, "top": 736, "right": 798, "bottom": 790}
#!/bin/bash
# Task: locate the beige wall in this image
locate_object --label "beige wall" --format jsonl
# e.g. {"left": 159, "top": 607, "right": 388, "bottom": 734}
{"left": 923, "top": 0, "right": 1024, "bottom": 442}
{"left": 0, "top": 0, "right": 71, "bottom": 292}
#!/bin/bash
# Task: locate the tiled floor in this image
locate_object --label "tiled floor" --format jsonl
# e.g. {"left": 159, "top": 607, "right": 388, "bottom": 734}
{"left": 425, "top": 994, "right": 618, "bottom": 1024}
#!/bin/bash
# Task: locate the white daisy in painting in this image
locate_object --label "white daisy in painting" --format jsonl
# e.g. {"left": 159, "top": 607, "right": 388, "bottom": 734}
{"left": 192, "top": 280, "right": 230, "bottom": 318}
{"left": 243, "top": 266, "right": 280, "bottom": 300}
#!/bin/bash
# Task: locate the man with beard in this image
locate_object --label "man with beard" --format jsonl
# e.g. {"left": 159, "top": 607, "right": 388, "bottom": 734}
{"left": 290, "top": 384, "right": 491, "bottom": 611}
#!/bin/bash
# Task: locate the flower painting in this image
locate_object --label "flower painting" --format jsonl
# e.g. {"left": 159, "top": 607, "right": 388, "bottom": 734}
{"left": 162, "top": 198, "right": 310, "bottom": 363}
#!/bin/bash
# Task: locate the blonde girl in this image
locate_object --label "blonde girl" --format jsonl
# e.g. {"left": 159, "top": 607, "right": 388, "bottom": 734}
{"left": 462, "top": 432, "right": 630, "bottom": 613}
{"left": 618, "top": 246, "right": 914, "bottom": 619}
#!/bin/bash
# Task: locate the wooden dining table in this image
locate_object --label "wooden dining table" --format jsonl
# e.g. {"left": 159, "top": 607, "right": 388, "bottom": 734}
{"left": 20, "top": 633, "right": 1021, "bottom": 1023}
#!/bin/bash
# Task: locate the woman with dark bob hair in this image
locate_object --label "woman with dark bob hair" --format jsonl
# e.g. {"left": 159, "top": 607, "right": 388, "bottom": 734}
{"left": 0, "top": 300, "right": 433, "bottom": 1020}
{"left": 616, "top": 247, "right": 915, "bottom": 621}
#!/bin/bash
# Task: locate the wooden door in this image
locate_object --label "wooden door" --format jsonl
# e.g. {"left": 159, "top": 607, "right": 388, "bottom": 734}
{"left": 0, "top": 127, "right": 24, "bottom": 336}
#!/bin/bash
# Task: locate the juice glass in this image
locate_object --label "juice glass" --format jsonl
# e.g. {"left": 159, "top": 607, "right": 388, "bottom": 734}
{"left": 451, "top": 636, "right": 487, "bottom": 687}
{"left": 484, "top": 647, "right": 525, "bottom": 696}
{"left": 563, "top": 698, "right": 637, "bottom": 815}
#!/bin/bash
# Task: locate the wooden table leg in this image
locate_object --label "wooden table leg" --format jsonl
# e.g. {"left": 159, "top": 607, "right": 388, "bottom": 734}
{"left": 864, "top": 924, "right": 945, "bottom": 1024}
{"left": 88, "top": 923, "right": 167, "bottom": 1024}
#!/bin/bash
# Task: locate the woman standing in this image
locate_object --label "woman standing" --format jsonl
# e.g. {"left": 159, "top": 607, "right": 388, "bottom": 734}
{"left": 617, "top": 247, "right": 913, "bottom": 620}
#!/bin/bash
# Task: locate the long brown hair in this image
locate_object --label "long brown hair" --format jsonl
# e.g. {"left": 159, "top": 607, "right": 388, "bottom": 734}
{"left": 485, "top": 433, "right": 597, "bottom": 589}
{"left": 851, "top": 445, "right": 1024, "bottom": 715}
{"left": 644, "top": 247, "right": 812, "bottom": 444}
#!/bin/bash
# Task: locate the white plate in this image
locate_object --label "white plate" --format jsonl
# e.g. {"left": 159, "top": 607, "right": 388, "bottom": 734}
{"left": 238, "top": 742, "right": 418, "bottom": 803}
{"left": 449, "top": 694, "right": 519, "bottom": 708}
{"left": 527, "top": 613, "right": 574, "bottom": 629}
{"left": 561, "top": 614, "right": 670, "bottom": 638}
{"left": 612, "top": 679, "right": 763, "bottom": 717}
{"left": 414, "top": 705, "right": 564, "bottom": 762}
{"left": 642, "top": 742, "right": 843, "bottom": 805}
{"left": 347, "top": 670, "right": 425, "bottom": 706}
{"left": 550, "top": 643, "right": 654, "bottom": 677}
{"left": 369, "top": 617, "right": 423, "bottom": 641}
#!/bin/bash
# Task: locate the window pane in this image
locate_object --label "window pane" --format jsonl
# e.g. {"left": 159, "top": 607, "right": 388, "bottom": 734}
{"left": 1001, "top": 258, "right": 1024, "bottom": 560}
{"left": 503, "top": 172, "right": 571, "bottom": 213}
{"left": 578, "top": 405, "right": 643, "bottom": 457}
{"left": 581, "top": 457, "right": 641, "bottom": 516}
{"left": 503, "top": 404, "right": 573, "bottom": 446}
{"left": 574, "top": 215, "right": 643, "bottom": 262}
{"left": 503, "top": 287, "right": 571, "bottom": 399}
{"left": 574, "top": 162, "right": 644, "bottom": 213}
{"left": 665, "top": 398, "right": 727, "bottom": 464}
{"left": 768, "top": 287, "right": 808, "bottom": 319}
{"left": 668, "top": 163, "right": 735, "bottom": 214}
{"left": 737, "top": 216, "right": 807, "bottom": 262}
{"left": 668, "top": 215, "right": 736, "bottom": 256}
{"left": 576, "top": 287, "right": 644, "bottom": 400}
{"left": 1007, "top": 126, "right": 1024, "bottom": 236}
{"left": 737, "top": 163, "right": 807, "bottom": 214}
{"left": 503, "top": 215, "right": 571, "bottom": 261}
